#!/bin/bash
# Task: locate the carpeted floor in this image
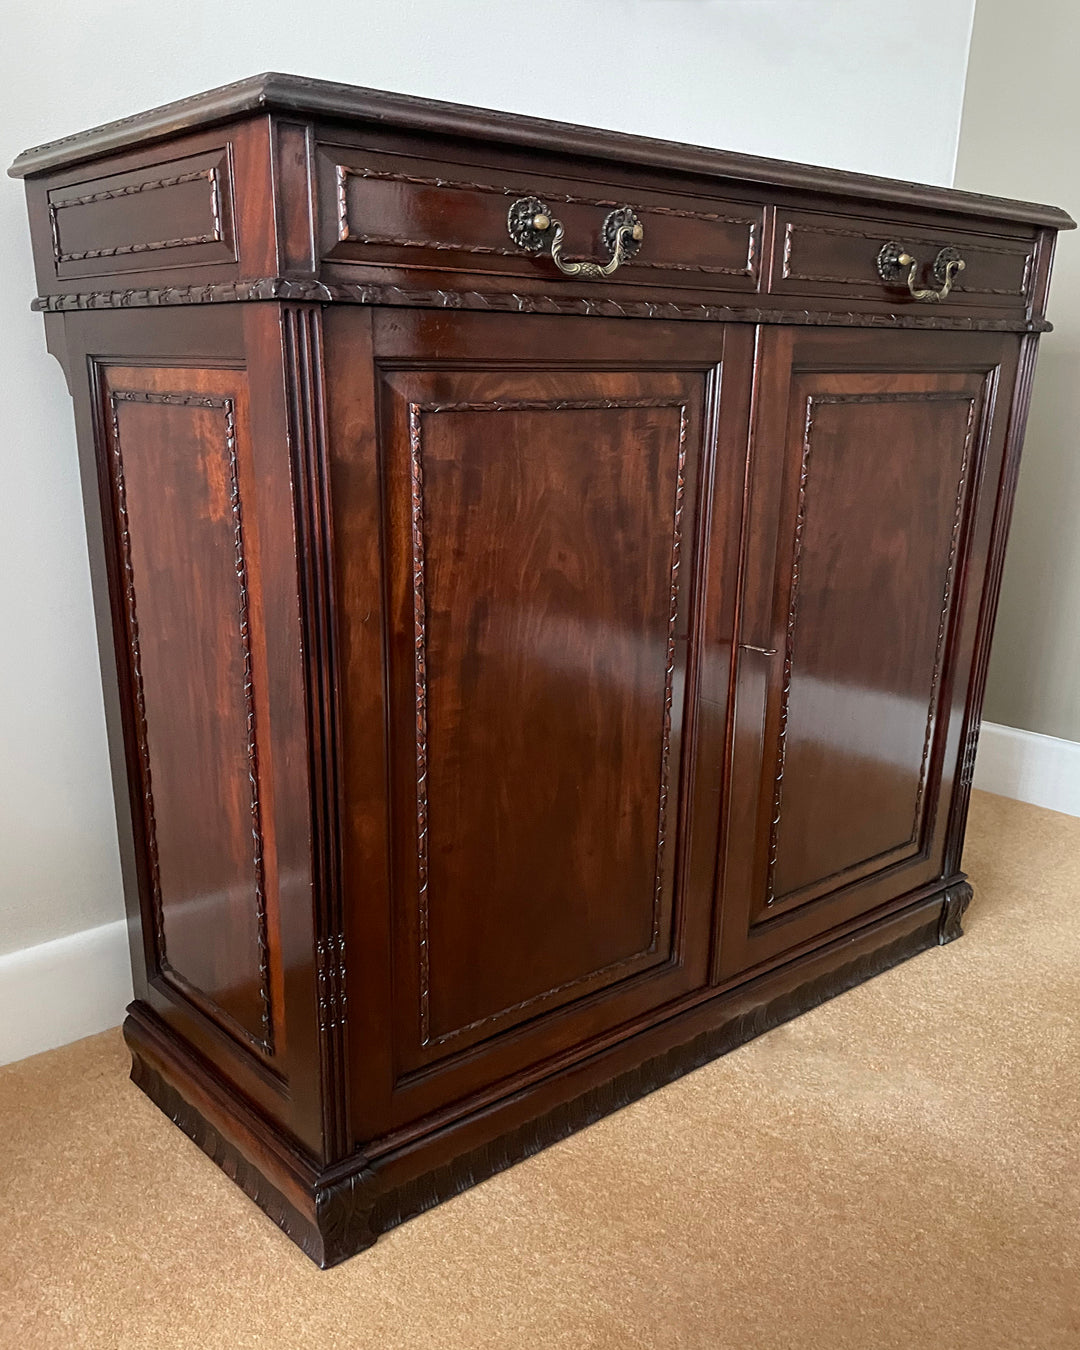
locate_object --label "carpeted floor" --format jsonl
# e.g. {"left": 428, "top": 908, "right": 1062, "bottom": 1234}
{"left": 2, "top": 789, "right": 1078, "bottom": 1349}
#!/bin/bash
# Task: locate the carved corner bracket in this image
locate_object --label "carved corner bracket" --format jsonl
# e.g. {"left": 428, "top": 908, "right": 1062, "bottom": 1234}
{"left": 938, "top": 879, "right": 974, "bottom": 945}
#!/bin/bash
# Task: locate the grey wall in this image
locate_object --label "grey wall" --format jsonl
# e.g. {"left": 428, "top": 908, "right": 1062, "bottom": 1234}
{"left": 954, "top": 0, "right": 1080, "bottom": 742}
{"left": 0, "top": 0, "right": 979, "bottom": 957}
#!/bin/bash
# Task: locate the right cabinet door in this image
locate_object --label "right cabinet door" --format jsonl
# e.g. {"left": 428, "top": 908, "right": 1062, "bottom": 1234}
{"left": 717, "top": 327, "right": 1023, "bottom": 979}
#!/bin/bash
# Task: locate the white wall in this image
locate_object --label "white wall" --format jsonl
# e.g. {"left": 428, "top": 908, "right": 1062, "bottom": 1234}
{"left": 954, "top": 0, "right": 1080, "bottom": 748}
{"left": 0, "top": 0, "right": 977, "bottom": 1058}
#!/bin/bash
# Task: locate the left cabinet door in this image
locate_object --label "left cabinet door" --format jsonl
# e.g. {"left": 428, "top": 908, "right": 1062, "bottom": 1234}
{"left": 328, "top": 311, "right": 751, "bottom": 1135}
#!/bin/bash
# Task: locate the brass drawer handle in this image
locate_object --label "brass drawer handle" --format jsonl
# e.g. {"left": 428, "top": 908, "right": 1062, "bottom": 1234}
{"left": 877, "top": 241, "right": 966, "bottom": 302}
{"left": 508, "top": 196, "right": 643, "bottom": 279}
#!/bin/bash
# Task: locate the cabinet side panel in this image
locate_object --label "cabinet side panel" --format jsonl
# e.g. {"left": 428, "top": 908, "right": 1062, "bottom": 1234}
{"left": 102, "top": 366, "right": 274, "bottom": 1056}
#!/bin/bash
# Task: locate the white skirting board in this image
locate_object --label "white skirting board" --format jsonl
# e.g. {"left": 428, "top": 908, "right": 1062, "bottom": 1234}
{"left": 0, "top": 720, "right": 1075, "bottom": 1067}
{"left": 0, "top": 918, "right": 132, "bottom": 1067}
{"left": 973, "top": 720, "right": 1080, "bottom": 818}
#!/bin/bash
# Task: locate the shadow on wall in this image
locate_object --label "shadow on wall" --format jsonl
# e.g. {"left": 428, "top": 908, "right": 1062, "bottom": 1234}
{"left": 982, "top": 339, "right": 1080, "bottom": 741}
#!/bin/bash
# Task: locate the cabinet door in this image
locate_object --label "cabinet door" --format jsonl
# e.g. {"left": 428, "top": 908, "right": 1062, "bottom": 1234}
{"left": 717, "top": 327, "right": 1020, "bottom": 979}
{"left": 328, "top": 311, "right": 751, "bottom": 1134}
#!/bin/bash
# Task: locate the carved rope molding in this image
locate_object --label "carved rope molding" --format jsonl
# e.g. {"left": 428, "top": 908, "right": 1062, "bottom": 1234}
{"left": 908, "top": 396, "right": 979, "bottom": 830}
{"left": 20, "top": 75, "right": 261, "bottom": 162}
{"left": 335, "top": 164, "right": 758, "bottom": 278}
{"left": 406, "top": 400, "right": 432, "bottom": 1046}
{"left": 108, "top": 388, "right": 274, "bottom": 1057}
{"left": 407, "top": 396, "right": 689, "bottom": 1048}
{"left": 29, "top": 279, "right": 1052, "bottom": 331}
{"left": 764, "top": 394, "right": 815, "bottom": 901}
{"left": 49, "top": 165, "right": 226, "bottom": 265}
{"left": 765, "top": 390, "right": 978, "bottom": 909}
{"left": 132, "top": 900, "right": 944, "bottom": 1266}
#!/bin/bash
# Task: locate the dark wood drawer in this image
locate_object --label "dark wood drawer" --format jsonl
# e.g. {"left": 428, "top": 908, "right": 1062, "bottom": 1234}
{"left": 771, "top": 208, "right": 1036, "bottom": 312}
{"left": 318, "top": 144, "right": 764, "bottom": 293}
{"left": 45, "top": 147, "right": 236, "bottom": 282}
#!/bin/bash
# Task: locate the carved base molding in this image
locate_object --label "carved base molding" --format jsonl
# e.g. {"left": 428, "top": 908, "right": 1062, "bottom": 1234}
{"left": 124, "top": 881, "right": 962, "bottom": 1268}
{"left": 30, "top": 279, "right": 1052, "bottom": 332}
{"left": 129, "top": 1051, "right": 335, "bottom": 1263}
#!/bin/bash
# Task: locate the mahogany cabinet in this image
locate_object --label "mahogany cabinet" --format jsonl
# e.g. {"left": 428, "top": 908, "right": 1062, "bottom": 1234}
{"left": 10, "top": 74, "right": 1072, "bottom": 1266}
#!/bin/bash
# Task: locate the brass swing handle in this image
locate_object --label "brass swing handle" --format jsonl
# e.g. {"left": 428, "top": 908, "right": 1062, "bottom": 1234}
{"left": 878, "top": 241, "right": 966, "bottom": 302}
{"left": 508, "top": 196, "right": 644, "bottom": 279}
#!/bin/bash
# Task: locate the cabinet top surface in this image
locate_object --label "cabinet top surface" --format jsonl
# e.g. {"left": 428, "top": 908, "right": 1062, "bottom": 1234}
{"left": 8, "top": 71, "right": 1075, "bottom": 232}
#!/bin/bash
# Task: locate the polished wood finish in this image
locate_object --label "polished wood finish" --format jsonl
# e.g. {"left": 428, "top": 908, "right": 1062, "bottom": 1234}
{"left": 11, "top": 75, "right": 1071, "bottom": 1266}
{"left": 772, "top": 209, "right": 1035, "bottom": 311}
{"left": 101, "top": 364, "right": 273, "bottom": 1054}
{"left": 10, "top": 73, "right": 1071, "bottom": 230}
{"left": 324, "top": 146, "right": 764, "bottom": 295}
{"left": 386, "top": 368, "right": 703, "bottom": 1053}
{"left": 718, "top": 327, "right": 1020, "bottom": 977}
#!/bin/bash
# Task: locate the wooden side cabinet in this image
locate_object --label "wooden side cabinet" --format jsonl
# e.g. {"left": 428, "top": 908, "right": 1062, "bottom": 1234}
{"left": 10, "top": 75, "right": 1073, "bottom": 1266}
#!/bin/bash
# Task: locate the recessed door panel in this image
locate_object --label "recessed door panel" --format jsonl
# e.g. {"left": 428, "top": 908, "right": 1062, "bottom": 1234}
{"left": 413, "top": 396, "right": 687, "bottom": 1044}
{"left": 717, "top": 328, "right": 1018, "bottom": 979}
{"left": 329, "top": 311, "right": 751, "bottom": 1132}
{"left": 383, "top": 370, "right": 706, "bottom": 1071}
{"left": 766, "top": 386, "right": 976, "bottom": 909}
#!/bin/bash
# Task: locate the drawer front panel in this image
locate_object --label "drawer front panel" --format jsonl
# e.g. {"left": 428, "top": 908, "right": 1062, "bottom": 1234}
{"left": 320, "top": 147, "right": 762, "bottom": 292}
{"left": 47, "top": 149, "right": 236, "bottom": 281}
{"left": 773, "top": 210, "right": 1035, "bottom": 310}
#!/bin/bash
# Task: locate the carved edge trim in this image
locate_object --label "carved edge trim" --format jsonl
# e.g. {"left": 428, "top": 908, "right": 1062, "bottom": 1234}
{"left": 780, "top": 220, "right": 1034, "bottom": 298}
{"left": 908, "top": 397, "right": 978, "bottom": 833}
{"left": 764, "top": 391, "right": 977, "bottom": 910}
{"left": 765, "top": 393, "right": 814, "bottom": 902}
{"left": 132, "top": 903, "right": 941, "bottom": 1267}
{"left": 15, "top": 75, "right": 265, "bottom": 164}
{"left": 938, "top": 879, "right": 973, "bottom": 944}
{"left": 406, "top": 401, "right": 432, "bottom": 1046}
{"left": 223, "top": 392, "right": 274, "bottom": 1052}
{"left": 108, "top": 388, "right": 274, "bottom": 1056}
{"left": 107, "top": 392, "right": 166, "bottom": 969}
{"left": 407, "top": 397, "right": 690, "bottom": 1047}
{"left": 335, "top": 163, "right": 758, "bottom": 278}
{"left": 653, "top": 405, "right": 689, "bottom": 948}
{"left": 29, "top": 279, "right": 1053, "bottom": 331}
{"left": 49, "top": 166, "right": 225, "bottom": 265}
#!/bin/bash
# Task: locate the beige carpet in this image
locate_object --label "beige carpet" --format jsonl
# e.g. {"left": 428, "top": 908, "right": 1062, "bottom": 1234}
{"left": 2, "top": 790, "right": 1079, "bottom": 1349}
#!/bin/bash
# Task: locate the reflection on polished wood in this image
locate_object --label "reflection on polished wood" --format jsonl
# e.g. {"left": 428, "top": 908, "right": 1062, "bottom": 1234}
{"left": 10, "top": 73, "right": 1072, "bottom": 1266}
